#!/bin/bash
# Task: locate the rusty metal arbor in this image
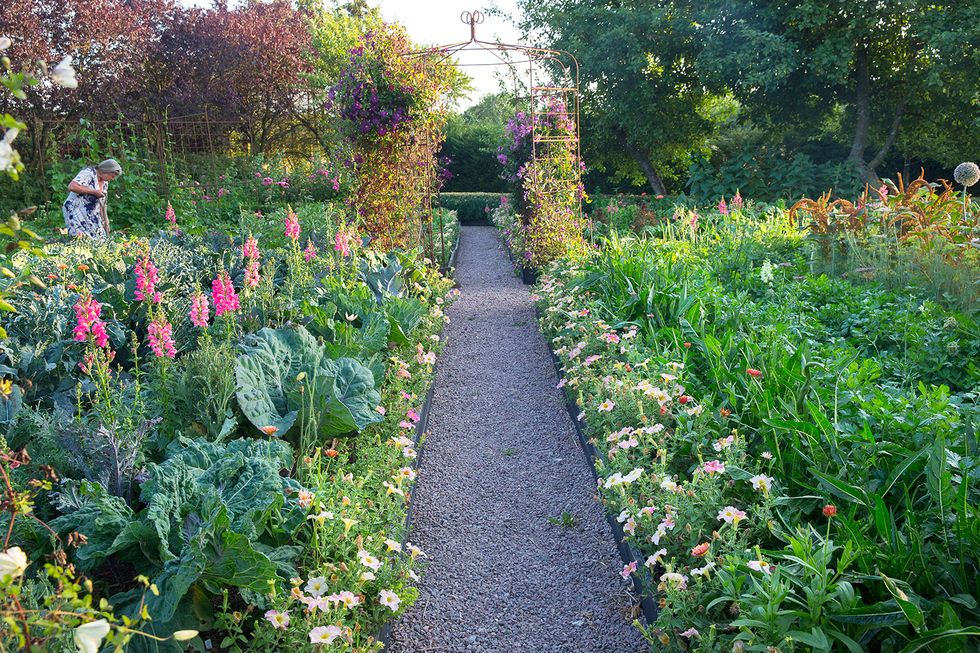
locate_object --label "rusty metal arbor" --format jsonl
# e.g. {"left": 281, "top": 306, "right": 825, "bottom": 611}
{"left": 406, "top": 10, "right": 583, "bottom": 262}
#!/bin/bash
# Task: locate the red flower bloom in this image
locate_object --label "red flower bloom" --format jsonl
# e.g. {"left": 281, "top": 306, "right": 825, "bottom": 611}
{"left": 822, "top": 504, "right": 837, "bottom": 518}
{"left": 746, "top": 368, "right": 763, "bottom": 378}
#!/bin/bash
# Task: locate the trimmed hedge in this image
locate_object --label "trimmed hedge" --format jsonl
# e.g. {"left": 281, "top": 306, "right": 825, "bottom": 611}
{"left": 436, "top": 192, "right": 503, "bottom": 224}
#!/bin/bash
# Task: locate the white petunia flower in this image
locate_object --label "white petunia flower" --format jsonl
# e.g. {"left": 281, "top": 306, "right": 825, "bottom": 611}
{"left": 0, "top": 546, "right": 28, "bottom": 581}
{"left": 51, "top": 55, "right": 78, "bottom": 88}
{"left": 73, "top": 619, "right": 110, "bottom": 653}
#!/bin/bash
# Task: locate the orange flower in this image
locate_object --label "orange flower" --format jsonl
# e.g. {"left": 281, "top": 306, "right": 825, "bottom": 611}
{"left": 325, "top": 448, "right": 339, "bottom": 458}
{"left": 746, "top": 368, "right": 763, "bottom": 378}
{"left": 77, "top": 264, "right": 89, "bottom": 272}
{"left": 719, "top": 408, "right": 732, "bottom": 418}
{"left": 691, "top": 542, "right": 710, "bottom": 557}
{"left": 261, "top": 425, "right": 279, "bottom": 435}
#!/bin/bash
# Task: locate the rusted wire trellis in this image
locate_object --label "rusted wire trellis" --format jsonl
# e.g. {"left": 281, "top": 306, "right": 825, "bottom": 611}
{"left": 406, "top": 9, "right": 583, "bottom": 260}
{"left": 35, "top": 89, "right": 330, "bottom": 202}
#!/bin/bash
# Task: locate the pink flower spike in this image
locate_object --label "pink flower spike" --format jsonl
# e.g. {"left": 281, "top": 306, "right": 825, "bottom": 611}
{"left": 73, "top": 294, "right": 110, "bottom": 348}
{"left": 147, "top": 313, "right": 177, "bottom": 358}
{"left": 212, "top": 271, "right": 240, "bottom": 317}
{"left": 334, "top": 229, "right": 352, "bottom": 256}
{"left": 134, "top": 256, "right": 161, "bottom": 303}
{"left": 189, "top": 291, "right": 210, "bottom": 328}
{"left": 164, "top": 202, "right": 177, "bottom": 227}
{"left": 242, "top": 235, "right": 260, "bottom": 260}
{"left": 304, "top": 240, "right": 318, "bottom": 262}
{"left": 244, "top": 259, "right": 260, "bottom": 288}
{"left": 284, "top": 207, "right": 301, "bottom": 242}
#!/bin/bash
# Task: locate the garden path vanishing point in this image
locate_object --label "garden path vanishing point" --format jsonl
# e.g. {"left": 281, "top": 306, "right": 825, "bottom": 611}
{"left": 390, "top": 226, "right": 646, "bottom": 653}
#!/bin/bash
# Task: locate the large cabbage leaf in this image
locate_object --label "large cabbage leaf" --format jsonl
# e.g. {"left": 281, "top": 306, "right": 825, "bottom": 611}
{"left": 234, "top": 326, "right": 324, "bottom": 436}
{"left": 235, "top": 326, "right": 383, "bottom": 439}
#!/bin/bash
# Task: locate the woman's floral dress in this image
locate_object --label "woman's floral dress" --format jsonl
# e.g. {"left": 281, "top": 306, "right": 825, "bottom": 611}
{"left": 62, "top": 167, "right": 108, "bottom": 239}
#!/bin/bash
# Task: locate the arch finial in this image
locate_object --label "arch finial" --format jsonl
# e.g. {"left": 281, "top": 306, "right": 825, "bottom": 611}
{"left": 460, "top": 10, "right": 485, "bottom": 41}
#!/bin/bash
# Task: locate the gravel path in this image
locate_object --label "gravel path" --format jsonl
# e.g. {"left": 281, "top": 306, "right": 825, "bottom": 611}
{"left": 390, "top": 226, "right": 646, "bottom": 653}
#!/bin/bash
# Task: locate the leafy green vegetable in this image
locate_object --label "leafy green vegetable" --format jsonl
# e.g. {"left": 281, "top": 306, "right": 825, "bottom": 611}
{"left": 235, "top": 325, "right": 382, "bottom": 439}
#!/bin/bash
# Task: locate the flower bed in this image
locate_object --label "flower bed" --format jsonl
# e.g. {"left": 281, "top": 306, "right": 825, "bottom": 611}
{"left": 533, "top": 224, "right": 980, "bottom": 651}
{"left": 0, "top": 205, "right": 456, "bottom": 652}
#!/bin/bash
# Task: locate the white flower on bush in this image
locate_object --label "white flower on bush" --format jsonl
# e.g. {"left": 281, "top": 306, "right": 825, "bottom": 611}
{"left": 660, "top": 572, "right": 688, "bottom": 590}
{"left": 384, "top": 538, "right": 403, "bottom": 552}
{"left": 760, "top": 259, "right": 774, "bottom": 284}
{"left": 690, "top": 561, "right": 716, "bottom": 577}
{"left": 747, "top": 559, "right": 773, "bottom": 574}
{"left": 51, "top": 55, "right": 78, "bottom": 88}
{"left": 309, "top": 625, "right": 344, "bottom": 644}
{"left": 338, "top": 590, "right": 361, "bottom": 608}
{"left": 0, "top": 128, "right": 20, "bottom": 173}
{"left": 603, "top": 467, "right": 643, "bottom": 489}
{"left": 379, "top": 589, "right": 401, "bottom": 611}
{"left": 0, "top": 546, "right": 28, "bottom": 582}
{"left": 645, "top": 548, "right": 667, "bottom": 568}
{"left": 0, "top": 36, "right": 11, "bottom": 51}
{"left": 358, "top": 549, "right": 382, "bottom": 571}
{"left": 304, "top": 576, "right": 328, "bottom": 597}
{"left": 750, "top": 474, "right": 774, "bottom": 494}
{"left": 717, "top": 505, "right": 747, "bottom": 525}
{"left": 73, "top": 619, "right": 110, "bottom": 653}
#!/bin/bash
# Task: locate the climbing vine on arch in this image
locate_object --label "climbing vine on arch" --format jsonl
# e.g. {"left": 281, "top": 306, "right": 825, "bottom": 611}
{"left": 498, "top": 95, "right": 588, "bottom": 269}
{"left": 330, "top": 25, "right": 457, "bottom": 251}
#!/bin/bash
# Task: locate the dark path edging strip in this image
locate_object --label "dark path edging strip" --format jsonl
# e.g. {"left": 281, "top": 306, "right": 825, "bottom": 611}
{"left": 530, "top": 292, "right": 660, "bottom": 627}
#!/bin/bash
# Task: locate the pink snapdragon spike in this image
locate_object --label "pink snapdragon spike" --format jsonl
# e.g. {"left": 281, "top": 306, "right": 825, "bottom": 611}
{"left": 244, "top": 259, "right": 260, "bottom": 288}
{"left": 303, "top": 240, "right": 318, "bottom": 262}
{"left": 212, "top": 271, "right": 240, "bottom": 317}
{"left": 147, "top": 313, "right": 177, "bottom": 358}
{"left": 717, "top": 197, "right": 729, "bottom": 215}
{"left": 164, "top": 202, "right": 177, "bottom": 228}
{"left": 134, "top": 256, "right": 162, "bottom": 303}
{"left": 189, "top": 291, "right": 210, "bottom": 327}
{"left": 73, "top": 294, "right": 110, "bottom": 348}
{"left": 242, "top": 235, "right": 260, "bottom": 260}
{"left": 284, "top": 207, "right": 301, "bottom": 242}
{"left": 334, "top": 229, "right": 352, "bottom": 257}
{"left": 732, "top": 190, "right": 743, "bottom": 210}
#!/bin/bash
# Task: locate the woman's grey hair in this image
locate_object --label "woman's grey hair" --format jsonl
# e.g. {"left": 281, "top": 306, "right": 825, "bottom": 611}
{"left": 96, "top": 159, "right": 122, "bottom": 175}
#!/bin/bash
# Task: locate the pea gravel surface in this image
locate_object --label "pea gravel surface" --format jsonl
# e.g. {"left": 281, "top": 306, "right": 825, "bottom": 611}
{"left": 390, "top": 226, "right": 646, "bottom": 653}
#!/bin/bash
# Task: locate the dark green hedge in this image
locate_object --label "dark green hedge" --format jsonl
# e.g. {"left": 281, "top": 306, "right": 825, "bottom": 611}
{"left": 436, "top": 192, "right": 504, "bottom": 224}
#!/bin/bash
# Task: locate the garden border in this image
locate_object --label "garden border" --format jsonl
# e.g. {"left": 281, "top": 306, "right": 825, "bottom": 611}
{"left": 531, "top": 297, "right": 659, "bottom": 626}
{"left": 374, "top": 334, "right": 443, "bottom": 649}
{"left": 440, "top": 229, "right": 460, "bottom": 277}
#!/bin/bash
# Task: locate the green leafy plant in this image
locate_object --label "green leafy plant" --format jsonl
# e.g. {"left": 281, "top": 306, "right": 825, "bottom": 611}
{"left": 235, "top": 325, "right": 382, "bottom": 440}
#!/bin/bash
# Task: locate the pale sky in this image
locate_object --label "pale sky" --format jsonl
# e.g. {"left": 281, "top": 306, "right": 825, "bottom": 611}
{"left": 376, "top": 0, "right": 523, "bottom": 106}
{"left": 178, "top": 1, "right": 525, "bottom": 107}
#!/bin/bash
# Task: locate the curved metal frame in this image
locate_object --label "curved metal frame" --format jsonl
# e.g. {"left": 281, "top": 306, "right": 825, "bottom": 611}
{"left": 404, "top": 10, "right": 582, "bottom": 261}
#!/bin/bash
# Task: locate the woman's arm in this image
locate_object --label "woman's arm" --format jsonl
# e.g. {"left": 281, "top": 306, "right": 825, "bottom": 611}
{"left": 100, "top": 200, "right": 110, "bottom": 235}
{"left": 68, "top": 180, "right": 105, "bottom": 197}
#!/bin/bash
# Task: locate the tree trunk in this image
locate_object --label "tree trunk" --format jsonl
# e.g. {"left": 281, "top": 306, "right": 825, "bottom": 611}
{"left": 847, "top": 43, "right": 905, "bottom": 186}
{"left": 617, "top": 131, "right": 666, "bottom": 195}
{"left": 847, "top": 42, "right": 872, "bottom": 180}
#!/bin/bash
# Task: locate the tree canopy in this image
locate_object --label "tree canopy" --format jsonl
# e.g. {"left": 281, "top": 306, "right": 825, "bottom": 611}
{"left": 514, "top": 0, "right": 980, "bottom": 198}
